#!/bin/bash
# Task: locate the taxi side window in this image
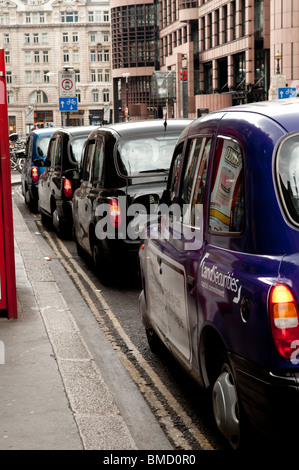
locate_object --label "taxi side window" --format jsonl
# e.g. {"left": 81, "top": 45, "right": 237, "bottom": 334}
{"left": 26, "top": 136, "right": 33, "bottom": 160}
{"left": 209, "top": 137, "right": 244, "bottom": 233}
{"left": 54, "top": 138, "right": 62, "bottom": 169}
{"left": 168, "top": 142, "right": 184, "bottom": 203}
{"left": 83, "top": 140, "right": 96, "bottom": 182}
{"left": 47, "top": 138, "right": 56, "bottom": 168}
{"left": 93, "top": 137, "right": 104, "bottom": 182}
{"left": 180, "top": 136, "right": 212, "bottom": 227}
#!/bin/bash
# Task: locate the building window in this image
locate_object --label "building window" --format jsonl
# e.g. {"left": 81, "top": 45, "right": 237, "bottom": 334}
{"left": 203, "top": 62, "right": 212, "bottom": 93}
{"left": 25, "top": 51, "right": 31, "bottom": 63}
{"left": 7, "top": 91, "right": 13, "bottom": 104}
{"left": 75, "top": 70, "right": 80, "bottom": 82}
{"left": 72, "top": 32, "right": 78, "bottom": 42}
{"left": 6, "top": 71, "right": 12, "bottom": 84}
{"left": 26, "top": 71, "right": 32, "bottom": 83}
{"left": 233, "top": 52, "right": 245, "bottom": 89}
{"left": 40, "top": 13, "right": 45, "bottom": 23}
{"left": 104, "top": 50, "right": 109, "bottom": 62}
{"left": 76, "top": 90, "right": 81, "bottom": 103}
{"left": 61, "top": 12, "right": 79, "bottom": 23}
{"left": 88, "top": 11, "right": 103, "bottom": 22}
{"left": 91, "top": 69, "right": 96, "bottom": 82}
{"left": 34, "top": 51, "right": 40, "bottom": 63}
{"left": 90, "top": 50, "right": 96, "bottom": 61}
{"left": 42, "top": 33, "right": 48, "bottom": 43}
{"left": 4, "top": 34, "right": 9, "bottom": 44}
{"left": 25, "top": 33, "right": 30, "bottom": 43}
{"left": 103, "top": 89, "right": 109, "bottom": 102}
{"left": 35, "top": 71, "right": 41, "bottom": 83}
{"left": 33, "top": 33, "right": 39, "bottom": 43}
{"left": 90, "top": 32, "right": 96, "bottom": 42}
{"left": 92, "top": 90, "right": 99, "bottom": 102}
{"left": 44, "top": 71, "right": 50, "bottom": 83}
{"left": 63, "top": 32, "right": 69, "bottom": 43}
{"left": 73, "top": 49, "right": 79, "bottom": 62}
{"left": 4, "top": 51, "right": 10, "bottom": 64}
{"left": 26, "top": 13, "right": 31, "bottom": 24}
{"left": 43, "top": 51, "right": 49, "bottom": 63}
{"left": 104, "top": 69, "right": 110, "bottom": 82}
{"left": 0, "top": 14, "right": 9, "bottom": 24}
{"left": 29, "top": 90, "right": 48, "bottom": 105}
{"left": 103, "top": 11, "right": 109, "bottom": 22}
{"left": 97, "top": 50, "right": 103, "bottom": 62}
{"left": 63, "top": 50, "right": 69, "bottom": 62}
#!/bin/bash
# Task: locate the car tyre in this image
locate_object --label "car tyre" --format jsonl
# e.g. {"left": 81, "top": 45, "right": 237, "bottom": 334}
{"left": 52, "top": 208, "right": 71, "bottom": 239}
{"left": 145, "top": 326, "right": 162, "bottom": 353}
{"left": 25, "top": 188, "right": 38, "bottom": 213}
{"left": 211, "top": 353, "right": 249, "bottom": 450}
{"left": 74, "top": 233, "right": 85, "bottom": 258}
{"left": 92, "top": 243, "right": 112, "bottom": 286}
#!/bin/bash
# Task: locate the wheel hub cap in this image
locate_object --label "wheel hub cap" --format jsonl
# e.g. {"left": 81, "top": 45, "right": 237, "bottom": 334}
{"left": 212, "top": 369, "right": 240, "bottom": 442}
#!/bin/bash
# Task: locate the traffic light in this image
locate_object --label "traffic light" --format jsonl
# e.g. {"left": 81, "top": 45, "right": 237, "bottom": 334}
{"left": 179, "top": 69, "right": 188, "bottom": 81}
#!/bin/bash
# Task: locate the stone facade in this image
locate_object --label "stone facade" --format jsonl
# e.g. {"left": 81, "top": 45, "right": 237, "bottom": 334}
{"left": 0, "top": 0, "right": 112, "bottom": 137}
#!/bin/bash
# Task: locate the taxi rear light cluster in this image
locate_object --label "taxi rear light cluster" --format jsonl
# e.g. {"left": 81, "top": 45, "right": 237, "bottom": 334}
{"left": 269, "top": 283, "right": 299, "bottom": 359}
{"left": 109, "top": 198, "right": 121, "bottom": 228}
{"left": 63, "top": 178, "right": 72, "bottom": 198}
{"left": 31, "top": 167, "right": 39, "bottom": 183}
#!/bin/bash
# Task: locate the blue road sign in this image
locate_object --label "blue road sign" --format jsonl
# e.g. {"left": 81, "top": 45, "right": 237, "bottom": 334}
{"left": 278, "top": 87, "right": 297, "bottom": 99}
{"left": 59, "top": 97, "right": 78, "bottom": 111}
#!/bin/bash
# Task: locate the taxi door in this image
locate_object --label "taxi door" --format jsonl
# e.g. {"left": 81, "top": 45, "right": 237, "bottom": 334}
{"left": 74, "top": 136, "right": 104, "bottom": 252}
{"left": 148, "top": 135, "right": 212, "bottom": 366}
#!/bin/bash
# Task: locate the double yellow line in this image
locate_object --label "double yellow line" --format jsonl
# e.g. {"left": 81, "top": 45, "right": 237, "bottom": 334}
{"left": 40, "top": 225, "right": 214, "bottom": 451}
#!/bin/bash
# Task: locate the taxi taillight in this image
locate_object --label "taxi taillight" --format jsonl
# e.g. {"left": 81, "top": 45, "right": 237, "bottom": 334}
{"left": 269, "top": 284, "right": 299, "bottom": 359}
{"left": 32, "top": 167, "right": 39, "bottom": 183}
{"left": 63, "top": 178, "right": 72, "bottom": 198}
{"left": 109, "top": 198, "right": 121, "bottom": 228}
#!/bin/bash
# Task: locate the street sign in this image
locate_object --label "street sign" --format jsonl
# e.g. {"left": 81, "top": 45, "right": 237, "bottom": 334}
{"left": 59, "top": 97, "right": 78, "bottom": 112}
{"left": 278, "top": 87, "right": 296, "bottom": 99}
{"left": 58, "top": 70, "right": 76, "bottom": 97}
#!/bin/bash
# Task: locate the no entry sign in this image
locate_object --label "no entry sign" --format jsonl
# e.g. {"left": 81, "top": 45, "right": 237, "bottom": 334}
{"left": 59, "top": 70, "right": 76, "bottom": 97}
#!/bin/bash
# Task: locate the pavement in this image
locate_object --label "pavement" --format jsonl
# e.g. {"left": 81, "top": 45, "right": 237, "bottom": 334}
{"left": 0, "top": 171, "right": 173, "bottom": 451}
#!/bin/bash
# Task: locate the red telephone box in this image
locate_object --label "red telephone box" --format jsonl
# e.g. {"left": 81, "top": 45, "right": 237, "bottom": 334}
{"left": 0, "top": 49, "right": 17, "bottom": 318}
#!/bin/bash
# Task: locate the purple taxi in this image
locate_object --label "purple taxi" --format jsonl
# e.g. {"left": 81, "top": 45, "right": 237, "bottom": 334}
{"left": 139, "top": 99, "right": 299, "bottom": 449}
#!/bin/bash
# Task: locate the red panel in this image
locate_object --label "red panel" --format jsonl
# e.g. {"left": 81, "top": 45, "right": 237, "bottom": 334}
{"left": 0, "top": 49, "right": 17, "bottom": 318}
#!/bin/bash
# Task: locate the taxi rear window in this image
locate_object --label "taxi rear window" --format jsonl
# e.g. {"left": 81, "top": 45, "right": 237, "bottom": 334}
{"left": 36, "top": 136, "right": 51, "bottom": 158}
{"left": 70, "top": 136, "right": 87, "bottom": 163}
{"left": 276, "top": 133, "right": 299, "bottom": 226}
{"left": 116, "top": 134, "right": 180, "bottom": 177}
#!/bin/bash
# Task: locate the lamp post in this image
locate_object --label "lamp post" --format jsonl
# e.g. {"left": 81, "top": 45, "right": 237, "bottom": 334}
{"left": 268, "top": 51, "right": 286, "bottom": 100}
{"left": 275, "top": 51, "right": 282, "bottom": 74}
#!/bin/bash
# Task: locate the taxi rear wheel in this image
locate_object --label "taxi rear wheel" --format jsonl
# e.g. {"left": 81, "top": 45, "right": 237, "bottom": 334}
{"left": 92, "top": 243, "right": 112, "bottom": 286}
{"left": 212, "top": 360, "right": 241, "bottom": 450}
{"left": 145, "top": 326, "right": 161, "bottom": 353}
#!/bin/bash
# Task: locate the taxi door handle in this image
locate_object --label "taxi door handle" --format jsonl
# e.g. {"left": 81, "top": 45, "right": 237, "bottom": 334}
{"left": 187, "top": 275, "right": 195, "bottom": 291}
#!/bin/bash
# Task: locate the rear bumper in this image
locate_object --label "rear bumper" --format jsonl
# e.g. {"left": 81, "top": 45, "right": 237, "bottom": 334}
{"left": 229, "top": 353, "right": 299, "bottom": 435}
{"left": 101, "top": 237, "right": 141, "bottom": 260}
{"left": 57, "top": 199, "right": 73, "bottom": 223}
